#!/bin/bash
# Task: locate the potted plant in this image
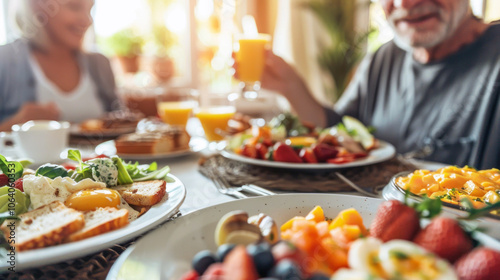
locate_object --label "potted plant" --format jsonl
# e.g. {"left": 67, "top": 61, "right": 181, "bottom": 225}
{"left": 303, "top": 0, "right": 372, "bottom": 102}
{"left": 149, "top": 25, "right": 176, "bottom": 82}
{"left": 102, "top": 28, "right": 144, "bottom": 73}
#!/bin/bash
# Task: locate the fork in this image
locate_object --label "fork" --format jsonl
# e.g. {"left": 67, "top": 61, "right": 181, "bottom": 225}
{"left": 208, "top": 169, "right": 275, "bottom": 198}
{"left": 334, "top": 172, "right": 381, "bottom": 198}
{"left": 209, "top": 170, "right": 248, "bottom": 199}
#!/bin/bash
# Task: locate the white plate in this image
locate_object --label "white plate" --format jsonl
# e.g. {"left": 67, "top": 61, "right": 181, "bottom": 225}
{"left": 108, "top": 193, "right": 500, "bottom": 280}
{"left": 107, "top": 194, "right": 381, "bottom": 280}
{"left": 220, "top": 140, "right": 396, "bottom": 170}
{"left": 70, "top": 124, "right": 137, "bottom": 137}
{"left": 0, "top": 174, "right": 186, "bottom": 272}
{"left": 95, "top": 137, "right": 208, "bottom": 160}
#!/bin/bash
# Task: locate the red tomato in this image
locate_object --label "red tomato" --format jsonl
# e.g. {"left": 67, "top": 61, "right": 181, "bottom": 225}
{"left": 61, "top": 163, "right": 77, "bottom": 170}
{"left": 0, "top": 174, "right": 8, "bottom": 187}
{"left": 14, "top": 178, "right": 23, "bottom": 192}
{"left": 82, "top": 154, "right": 108, "bottom": 161}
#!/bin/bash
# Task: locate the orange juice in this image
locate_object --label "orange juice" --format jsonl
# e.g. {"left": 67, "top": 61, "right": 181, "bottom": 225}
{"left": 157, "top": 101, "right": 197, "bottom": 127}
{"left": 235, "top": 34, "right": 271, "bottom": 83}
{"left": 195, "top": 106, "right": 236, "bottom": 141}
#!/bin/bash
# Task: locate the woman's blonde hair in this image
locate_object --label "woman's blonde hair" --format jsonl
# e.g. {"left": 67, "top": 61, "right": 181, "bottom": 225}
{"left": 13, "top": 0, "right": 51, "bottom": 49}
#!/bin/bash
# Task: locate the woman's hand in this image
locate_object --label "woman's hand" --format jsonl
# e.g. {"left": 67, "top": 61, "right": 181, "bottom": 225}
{"left": 0, "top": 103, "right": 60, "bottom": 131}
{"left": 16, "top": 102, "right": 60, "bottom": 122}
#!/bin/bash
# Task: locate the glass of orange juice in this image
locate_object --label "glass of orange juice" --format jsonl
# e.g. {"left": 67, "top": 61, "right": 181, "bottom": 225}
{"left": 234, "top": 33, "right": 271, "bottom": 93}
{"left": 156, "top": 87, "right": 199, "bottom": 128}
{"left": 195, "top": 92, "right": 236, "bottom": 143}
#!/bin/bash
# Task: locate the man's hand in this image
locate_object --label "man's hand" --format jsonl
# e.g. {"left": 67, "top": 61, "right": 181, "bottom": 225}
{"left": 232, "top": 51, "right": 328, "bottom": 127}
{"left": 233, "top": 50, "right": 297, "bottom": 96}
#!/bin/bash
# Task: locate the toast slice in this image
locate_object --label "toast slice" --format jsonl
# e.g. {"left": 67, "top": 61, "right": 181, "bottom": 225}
{"left": 0, "top": 201, "right": 84, "bottom": 251}
{"left": 112, "top": 180, "right": 167, "bottom": 206}
{"left": 65, "top": 207, "right": 129, "bottom": 242}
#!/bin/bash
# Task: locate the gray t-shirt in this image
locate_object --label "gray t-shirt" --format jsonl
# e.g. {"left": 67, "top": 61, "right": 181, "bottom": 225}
{"left": 325, "top": 23, "right": 500, "bottom": 169}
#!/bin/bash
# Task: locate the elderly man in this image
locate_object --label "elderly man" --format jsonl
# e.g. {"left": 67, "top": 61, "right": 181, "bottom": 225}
{"left": 260, "top": 0, "right": 500, "bottom": 169}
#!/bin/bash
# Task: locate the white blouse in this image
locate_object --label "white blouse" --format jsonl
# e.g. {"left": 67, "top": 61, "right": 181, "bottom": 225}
{"left": 28, "top": 55, "right": 105, "bottom": 123}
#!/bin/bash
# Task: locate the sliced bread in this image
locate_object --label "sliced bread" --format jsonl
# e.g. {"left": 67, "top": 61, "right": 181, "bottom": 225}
{"left": 0, "top": 201, "right": 85, "bottom": 251}
{"left": 66, "top": 207, "right": 129, "bottom": 242}
{"left": 112, "top": 180, "right": 167, "bottom": 206}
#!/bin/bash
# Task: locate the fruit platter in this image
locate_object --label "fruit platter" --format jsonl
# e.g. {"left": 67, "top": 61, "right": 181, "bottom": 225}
{"left": 108, "top": 194, "right": 500, "bottom": 280}
{"left": 222, "top": 114, "right": 395, "bottom": 169}
{"left": 0, "top": 151, "right": 186, "bottom": 270}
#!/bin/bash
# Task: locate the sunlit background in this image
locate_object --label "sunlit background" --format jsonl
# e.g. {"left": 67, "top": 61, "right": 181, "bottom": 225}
{"left": 0, "top": 0, "right": 499, "bottom": 105}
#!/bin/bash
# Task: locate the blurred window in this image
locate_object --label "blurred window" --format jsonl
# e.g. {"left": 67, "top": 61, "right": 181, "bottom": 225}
{"left": 0, "top": 1, "right": 5, "bottom": 45}
{"left": 485, "top": 0, "right": 500, "bottom": 22}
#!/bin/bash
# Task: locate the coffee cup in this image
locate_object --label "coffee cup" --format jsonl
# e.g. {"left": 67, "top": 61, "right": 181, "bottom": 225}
{"left": 0, "top": 120, "right": 70, "bottom": 164}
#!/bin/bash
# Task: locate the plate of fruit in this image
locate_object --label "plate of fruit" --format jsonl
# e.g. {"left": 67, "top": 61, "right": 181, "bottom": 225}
{"left": 221, "top": 114, "right": 395, "bottom": 169}
{"left": 108, "top": 194, "right": 500, "bottom": 280}
{"left": 0, "top": 150, "right": 186, "bottom": 271}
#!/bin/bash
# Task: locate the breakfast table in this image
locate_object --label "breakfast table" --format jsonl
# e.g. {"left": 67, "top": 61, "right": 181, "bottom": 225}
{"left": 2, "top": 121, "right": 444, "bottom": 279}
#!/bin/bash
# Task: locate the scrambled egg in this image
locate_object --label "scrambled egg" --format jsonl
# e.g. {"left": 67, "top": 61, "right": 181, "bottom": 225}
{"left": 396, "top": 166, "right": 500, "bottom": 208}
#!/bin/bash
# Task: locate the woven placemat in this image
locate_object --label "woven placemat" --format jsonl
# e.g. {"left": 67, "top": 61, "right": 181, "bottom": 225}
{"left": 3, "top": 212, "right": 182, "bottom": 280}
{"left": 199, "top": 155, "right": 418, "bottom": 193}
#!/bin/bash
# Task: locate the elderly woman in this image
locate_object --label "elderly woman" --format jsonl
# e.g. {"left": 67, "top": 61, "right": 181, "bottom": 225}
{"left": 0, "top": 0, "right": 119, "bottom": 131}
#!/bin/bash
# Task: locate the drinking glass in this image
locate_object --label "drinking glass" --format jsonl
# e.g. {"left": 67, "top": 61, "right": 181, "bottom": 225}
{"left": 195, "top": 92, "right": 236, "bottom": 145}
{"left": 234, "top": 33, "right": 271, "bottom": 96}
{"left": 156, "top": 87, "right": 199, "bottom": 128}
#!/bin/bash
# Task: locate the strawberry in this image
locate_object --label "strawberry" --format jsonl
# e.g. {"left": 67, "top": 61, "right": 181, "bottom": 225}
{"left": 272, "top": 143, "right": 302, "bottom": 163}
{"left": 413, "top": 217, "right": 473, "bottom": 263}
{"left": 14, "top": 178, "right": 23, "bottom": 192}
{"left": 299, "top": 148, "right": 318, "bottom": 163}
{"left": 370, "top": 200, "right": 420, "bottom": 242}
{"left": 312, "top": 143, "right": 339, "bottom": 162}
{"left": 203, "top": 263, "right": 225, "bottom": 279}
{"left": 180, "top": 270, "right": 198, "bottom": 280}
{"left": 0, "top": 174, "right": 8, "bottom": 187}
{"left": 455, "top": 247, "right": 500, "bottom": 280}
{"left": 223, "top": 245, "right": 259, "bottom": 280}
{"left": 255, "top": 143, "right": 268, "bottom": 160}
{"left": 242, "top": 144, "right": 258, "bottom": 159}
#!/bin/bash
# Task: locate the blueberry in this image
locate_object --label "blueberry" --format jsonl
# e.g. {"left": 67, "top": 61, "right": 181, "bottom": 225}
{"left": 216, "top": 243, "right": 236, "bottom": 262}
{"left": 308, "top": 273, "right": 330, "bottom": 280}
{"left": 192, "top": 250, "right": 217, "bottom": 275}
{"left": 247, "top": 243, "right": 275, "bottom": 276}
{"left": 269, "top": 259, "right": 303, "bottom": 280}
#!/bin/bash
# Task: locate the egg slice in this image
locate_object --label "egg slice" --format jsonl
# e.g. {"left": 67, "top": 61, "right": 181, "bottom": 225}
{"left": 64, "top": 188, "right": 140, "bottom": 222}
{"left": 65, "top": 189, "right": 121, "bottom": 211}
{"left": 378, "top": 240, "right": 458, "bottom": 280}
{"left": 348, "top": 237, "right": 383, "bottom": 274}
{"left": 23, "top": 175, "right": 106, "bottom": 209}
